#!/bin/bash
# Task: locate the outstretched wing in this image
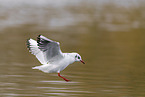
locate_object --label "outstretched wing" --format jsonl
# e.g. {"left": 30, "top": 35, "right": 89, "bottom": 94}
{"left": 27, "top": 38, "right": 46, "bottom": 64}
{"left": 37, "top": 35, "right": 63, "bottom": 63}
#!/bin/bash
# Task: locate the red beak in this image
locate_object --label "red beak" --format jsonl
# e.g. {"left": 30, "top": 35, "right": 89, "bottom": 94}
{"left": 80, "top": 60, "right": 85, "bottom": 64}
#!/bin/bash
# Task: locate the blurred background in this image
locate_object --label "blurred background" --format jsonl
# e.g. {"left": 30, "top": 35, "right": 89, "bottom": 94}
{"left": 0, "top": 0, "right": 145, "bottom": 97}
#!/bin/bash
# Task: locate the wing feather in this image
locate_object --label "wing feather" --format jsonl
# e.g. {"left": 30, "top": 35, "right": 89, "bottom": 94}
{"left": 27, "top": 38, "right": 46, "bottom": 64}
{"left": 37, "top": 35, "right": 63, "bottom": 63}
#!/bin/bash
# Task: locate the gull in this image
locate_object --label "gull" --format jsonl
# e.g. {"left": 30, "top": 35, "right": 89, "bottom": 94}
{"left": 26, "top": 35, "right": 85, "bottom": 82}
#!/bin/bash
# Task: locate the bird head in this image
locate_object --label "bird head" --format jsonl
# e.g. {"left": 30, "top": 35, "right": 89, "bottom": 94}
{"left": 74, "top": 53, "right": 85, "bottom": 64}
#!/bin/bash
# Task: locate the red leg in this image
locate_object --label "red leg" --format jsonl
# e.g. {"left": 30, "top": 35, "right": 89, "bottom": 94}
{"left": 58, "top": 73, "right": 70, "bottom": 82}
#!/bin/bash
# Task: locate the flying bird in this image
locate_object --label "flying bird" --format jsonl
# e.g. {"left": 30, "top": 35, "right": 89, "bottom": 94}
{"left": 27, "top": 35, "right": 85, "bottom": 82}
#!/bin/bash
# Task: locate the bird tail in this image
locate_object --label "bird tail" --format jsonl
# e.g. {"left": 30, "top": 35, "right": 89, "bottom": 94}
{"left": 32, "top": 65, "right": 52, "bottom": 73}
{"left": 32, "top": 66, "right": 40, "bottom": 69}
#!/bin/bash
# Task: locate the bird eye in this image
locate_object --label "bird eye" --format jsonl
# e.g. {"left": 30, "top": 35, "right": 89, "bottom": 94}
{"left": 78, "top": 56, "right": 80, "bottom": 59}
{"left": 75, "top": 55, "right": 77, "bottom": 58}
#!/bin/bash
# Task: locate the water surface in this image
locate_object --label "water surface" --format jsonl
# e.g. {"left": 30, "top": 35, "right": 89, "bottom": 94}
{"left": 0, "top": 1, "right": 145, "bottom": 97}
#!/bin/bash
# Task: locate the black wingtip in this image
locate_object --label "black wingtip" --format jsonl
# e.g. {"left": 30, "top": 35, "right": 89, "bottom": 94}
{"left": 37, "top": 34, "right": 41, "bottom": 43}
{"left": 37, "top": 34, "right": 42, "bottom": 39}
{"left": 26, "top": 38, "right": 31, "bottom": 50}
{"left": 26, "top": 39, "right": 30, "bottom": 45}
{"left": 38, "top": 34, "right": 42, "bottom": 37}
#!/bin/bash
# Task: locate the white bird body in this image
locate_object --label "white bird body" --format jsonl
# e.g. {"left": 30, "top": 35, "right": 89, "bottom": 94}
{"left": 27, "top": 35, "right": 85, "bottom": 81}
{"left": 32, "top": 53, "right": 76, "bottom": 73}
